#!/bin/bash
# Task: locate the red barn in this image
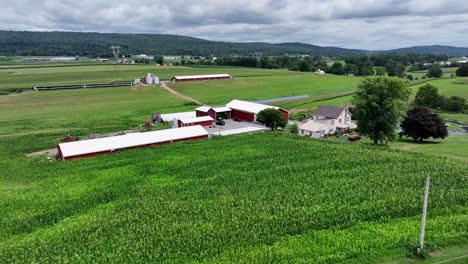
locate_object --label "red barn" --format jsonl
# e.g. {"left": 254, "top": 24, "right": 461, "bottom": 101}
{"left": 171, "top": 74, "right": 232, "bottom": 82}
{"left": 196, "top": 106, "right": 232, "bottom": 120}
{"left": 178, "top": 116, "right": 214, "bottom": 128}
{"left": 226, "top": 99, "right": 289, "bottom": 122}
{"left": 57, "top": 126, "right": 209, "bottom": 161}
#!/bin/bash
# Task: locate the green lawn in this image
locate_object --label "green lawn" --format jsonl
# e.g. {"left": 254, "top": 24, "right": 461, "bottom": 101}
{"left": 171, "top": 73, "right": 361, "bottom": 105}
{"left": 0, "top": 64, "right": 299, "bottom": 91}
{"left": 390, "top": 135, "right": 468, "bottom": 162}
{"left": 0, "top": 86, "right": 190, "bottom": 137}
{"left": 412, "top": 77, "right": 468, "bottom": 98}
{"left": 409, "top": 67, "right": 458, "bottom": 79}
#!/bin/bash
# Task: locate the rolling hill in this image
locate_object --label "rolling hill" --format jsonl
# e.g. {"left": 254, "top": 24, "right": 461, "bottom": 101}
{"left": 0, "top": 30, "right": 467, "bottom": 57}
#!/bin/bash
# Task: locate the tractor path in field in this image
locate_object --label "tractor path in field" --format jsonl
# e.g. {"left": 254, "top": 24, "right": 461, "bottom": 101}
{"left": 160, "top": 82, "right": 203, "bottom": 105}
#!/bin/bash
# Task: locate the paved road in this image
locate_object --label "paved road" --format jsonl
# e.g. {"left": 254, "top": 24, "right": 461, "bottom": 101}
{"left": 160, "top": 82, "right": 203, "bottom": 105}
{"left": 255, "top": 95, "right": 310, "bottom": 104}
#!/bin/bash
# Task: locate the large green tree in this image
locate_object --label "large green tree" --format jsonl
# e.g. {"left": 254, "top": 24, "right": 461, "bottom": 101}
{"left": 401, "top": 107, "right": 448, "bottom": 142}
{"left": 427, "top": 64, "right": 443, "bottom": 78}
{"left": 456, "top": 63, "right": 468, "bottom": 77}
{"left": 352, "top": 76, "right": 411, "bottom": 144}
{"left": 257, "top": 109, "right": 287, "bottom": 131}
{"left": 414, "top": 84, "right": 443, "bottom": 108}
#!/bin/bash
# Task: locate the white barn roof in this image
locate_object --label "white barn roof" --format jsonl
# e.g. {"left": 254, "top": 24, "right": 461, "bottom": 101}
{"left": 212, "top": 106, "right": 231, "bottom": 112}
{"left": 226, "top": 100, "right": 279, "bottom": 114}
{"left": 59, "top": 126, "right": 208, "bottom": 159}
{"left": 160, "top": 111, "right": 195, "bottom": 122}
{"left": 179, "top": 116, "right": 213, "bottom": 124}
{"left": 195, "top": 106, "right": 211, "bottom": 112}
{"left": 172, "top": 74, "right": 232, "bottom": 80}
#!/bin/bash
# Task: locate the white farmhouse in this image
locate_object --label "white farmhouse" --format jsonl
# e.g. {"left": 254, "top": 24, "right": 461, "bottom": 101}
{"left": 298, "top": 105, "right": 356, "bottom": 138}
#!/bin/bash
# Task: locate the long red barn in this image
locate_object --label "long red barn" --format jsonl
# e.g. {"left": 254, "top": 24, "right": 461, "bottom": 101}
{"left": 226, "top": 100, "right": 289, "bottom": 122}
{"left": 171, "top": 74, "right": 232, "bottom": 82}
{"left": 57, "top": 126, "right": 209, "bottom": 161}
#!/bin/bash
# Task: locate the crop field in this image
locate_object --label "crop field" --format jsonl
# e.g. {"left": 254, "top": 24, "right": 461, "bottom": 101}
{"left": 170, "top": 74, "right": 361, "bottom": 105}
{"left": 412, "top": 77, "right": 468, "bottom": 98}
{"left": 0, "top": 64, "right": 299, "bottom": 91}
{"left": 409, "top": 67, "right": 458, "bottom": 79}
{"left": 0, "top": 132, "right": 467, "bottom": 263}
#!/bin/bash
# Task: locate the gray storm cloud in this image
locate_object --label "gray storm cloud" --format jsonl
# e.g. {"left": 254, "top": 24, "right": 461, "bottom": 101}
{"left": 0, "top": 0, "right": 467, "bottom": 49}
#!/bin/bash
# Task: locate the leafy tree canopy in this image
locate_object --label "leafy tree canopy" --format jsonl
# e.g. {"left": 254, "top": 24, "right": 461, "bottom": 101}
{"left": 456, "top": 63, "right": 468, "bottom": 77}
{"left": 401, "top": 107, "right": 448, "bottom": 141}
{"left": 257, "top": 109, "right": 287, "bottom": 131}
{"left": 352, "top": 76, "right": 411, "bottom": 144}
{"left": 414, "top": 84, "right": 442, "bottom": 108}
{"left": 427, "top": 64, "right": 443, "bottom": 78}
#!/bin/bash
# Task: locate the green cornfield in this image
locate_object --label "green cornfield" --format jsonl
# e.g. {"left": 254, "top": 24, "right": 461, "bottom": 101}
{"left": 0, "top": 132, "right": 466, "bottom": 263}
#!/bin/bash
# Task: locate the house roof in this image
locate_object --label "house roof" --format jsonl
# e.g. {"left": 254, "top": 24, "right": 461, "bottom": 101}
{"left": 160, "top": 111, "right": 195, "bottom": 122}
{"left": 314, "top": 105, "right": 347, "bottom": 119}
{"left": 195, "top": 106, "right": 211, "bottom": 112}
{"left": 226, "top": 99, "right": 279, "bottom": 114}
{"left": 59, "top": 126, "right": 208, "bottom": 158}
{"left": 179, "top": 116, "right": 213, "bottom": 124}
{"left": 299, "top": 120, "right": 327, "bottom": 132}
{"left": 172, "top": 74, "right": 232, "bottom": 80}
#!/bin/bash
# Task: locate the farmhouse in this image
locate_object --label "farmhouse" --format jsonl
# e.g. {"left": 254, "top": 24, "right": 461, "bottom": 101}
{"left": 178, "top": 116, "right": 214, "bottom": 128}
{"left": 299, "top": 105, "right": 355, "bottom": 138}
{"left": 196, "top": 106, "right": 232, "bottom": 120}
{"left": 226, "top": 99, "right": 289, "bottom": 122}
{"left": 171, "top": 74, "right": 232, "bottom": 82}
{"left": 57, "top": 126, "right": 209, "bottom": 161}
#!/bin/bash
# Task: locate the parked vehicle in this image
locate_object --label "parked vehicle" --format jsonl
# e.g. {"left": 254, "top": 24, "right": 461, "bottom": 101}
{"left": 348, "top": 135, "right": 362, "bottom": 141}
{"left": 216, "top": 120, "right": 225, "bottom": 126}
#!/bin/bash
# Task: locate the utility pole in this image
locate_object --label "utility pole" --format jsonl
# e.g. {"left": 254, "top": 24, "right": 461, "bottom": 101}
{"left": 418, "top": 176, "right": 431, "bottom": 253}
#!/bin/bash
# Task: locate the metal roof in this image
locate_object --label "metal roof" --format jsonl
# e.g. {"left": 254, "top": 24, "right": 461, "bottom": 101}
{"left": 218, "top": 126, "right": 268, "bottom": 136}
{"left": 179, "top": 116, "right": 214, "bottom": 124}
{"left": 172, "top": 74, "right": 232, "bottom": 80}
{"left": 59, "top": 126, "right": 208, "bottom": 158}
{"left": 299, "top": 120, "right": 327, "bottom": 132}
{"left": 314, "top": 105, "right": 347, "bottom": 119}
{"left": 195, "top": 106, "right": 211, "bottom": 112}
{"left": 226, "top": 100, "right": 279, "bottom": 114}
{"left": 212, "top": 106, "right": 231, "bottom": 112}
{"left": 160, "top": 111, "right": 195, "bottom": 122}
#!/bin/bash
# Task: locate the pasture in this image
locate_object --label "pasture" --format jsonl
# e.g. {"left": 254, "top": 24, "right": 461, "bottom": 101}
{"left": 171, "top": 74, "right": 361, "bottom": 105}
{"left": 0, "top": 64, "right": 298, "bottom": 92}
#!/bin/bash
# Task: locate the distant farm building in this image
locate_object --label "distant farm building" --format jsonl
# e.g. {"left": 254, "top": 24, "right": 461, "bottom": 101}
{"left": 171, "top": 74, "right": 232, "bottom": 82}
{"left": 315, "top": 69, "right": 325, "bottom": 75}
{"left": 23, "top": 57, "right": 78, "bottom": 62}
{"left": 96, "top": 58, "right": 109, "bottom": 62}
{"left": 178, "top": 116, "right": 214, "bottom": 128}
{"left": 196, "top": 106, "right": 232, "bottom": 120}
{"left": 57, "top": 126, "right": 208, "bottom": 160}
{"left": 226, "top": 100, "right": 289, "bottom": 122}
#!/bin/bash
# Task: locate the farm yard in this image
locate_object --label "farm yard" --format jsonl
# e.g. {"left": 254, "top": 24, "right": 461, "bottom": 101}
{"left": 0, "top": 63, "right": 467, "bottom": 262}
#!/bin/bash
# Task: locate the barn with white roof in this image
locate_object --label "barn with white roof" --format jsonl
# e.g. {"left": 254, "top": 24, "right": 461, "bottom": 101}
{"left": 177, "top": 116, "right": 214, "bottom": 128}
{"left": 226, "top": 100, "right": 289, "bottom": 122}
{"left": 57, "top": 126, "right": 209, "bottom": 161}
{"left": 171, "top": 74, "right": 232, "bottom": 82}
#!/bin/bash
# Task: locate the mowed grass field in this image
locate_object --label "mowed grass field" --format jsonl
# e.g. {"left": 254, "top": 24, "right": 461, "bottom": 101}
{"left": 171, "top": 74, "right": 361, "bottom": 105}
{"left": 0, "top": 64, "right": 299, "bottom": 91}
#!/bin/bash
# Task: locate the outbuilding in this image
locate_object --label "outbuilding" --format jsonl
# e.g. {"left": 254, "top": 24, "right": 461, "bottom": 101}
{"left": 196, "top": 106, "right": 232, "bottom": 120}
{"left": 178, "top": 116, "right": 214, "bottom": 128}
{"left": 57, "top": 126, "right": 209, "bottom": 161}
{"left": 226, "top": 99, "right": 289, "bottom": 122}
{"left": 171, "top": 74, "right": 232, "bottom": 82}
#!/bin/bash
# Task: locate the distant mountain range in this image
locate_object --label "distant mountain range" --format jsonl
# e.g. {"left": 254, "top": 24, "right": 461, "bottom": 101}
{"left": 0, "top": 30, "right": 467, "bottom": 57}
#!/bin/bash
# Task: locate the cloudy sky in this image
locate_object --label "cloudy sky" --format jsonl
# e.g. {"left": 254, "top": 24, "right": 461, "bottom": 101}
{"left": 1, "top": 0, "right": 468, "bottom": 50}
